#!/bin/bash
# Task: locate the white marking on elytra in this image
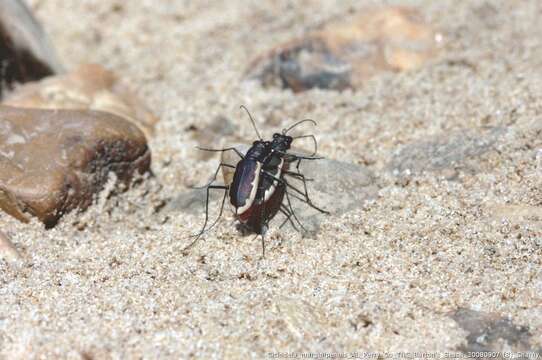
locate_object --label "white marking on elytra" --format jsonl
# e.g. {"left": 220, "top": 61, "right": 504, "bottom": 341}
{"left": 236, "top": 162, "right": 261, "bottom": 215}
{"left": 263, "top": 157, "right": 284, "bottom": 202}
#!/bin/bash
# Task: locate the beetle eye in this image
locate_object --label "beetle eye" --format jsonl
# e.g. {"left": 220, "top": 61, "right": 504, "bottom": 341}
{"left": 273, "top": 133, "right": 279, "bottom": 138}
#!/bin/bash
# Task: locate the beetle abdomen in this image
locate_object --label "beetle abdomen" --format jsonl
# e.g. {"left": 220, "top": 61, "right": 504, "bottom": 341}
{"left": 241, "top": 182, "right": 286, "bottom": 234}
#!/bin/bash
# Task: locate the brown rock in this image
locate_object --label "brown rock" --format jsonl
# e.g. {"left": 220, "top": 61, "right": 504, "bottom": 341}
{"left": 0, "top": 106, "right": 150, "bottom": 227}
{"left": 0, "top": 0, "right": 63, "bottom": 98}
{"left": 2, "top": 63, "right": 158, "bottom": 137}
{"left": 247, "top": 6, "right": 439, "bottom": 92}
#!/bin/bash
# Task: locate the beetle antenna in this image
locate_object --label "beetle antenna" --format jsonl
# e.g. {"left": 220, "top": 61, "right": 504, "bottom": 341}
{"left": 283, "top": 119, "right": 317, "bottom": 134}
{"left": 291, "top": 134, "right": 318, "bottom": 156}
{"left": 240, "top": 105, "right": 262, "bottom": 141}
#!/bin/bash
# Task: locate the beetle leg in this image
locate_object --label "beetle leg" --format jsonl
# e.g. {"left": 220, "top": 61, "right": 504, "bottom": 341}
{"left": 286, "top": 190, "right": 329, "bottom": 214}
{"left": 278, "top": 206, "right": 299, "bottom": 232}
{"left": 276, "top": 150, "right": 324, "bottom": 161}
{"left": 284, "top": 170, "right": 313, "bottom": 182}
{"left": 182, "top": 185, "right": 228, "bottom": 253}
{"left": 292, "top": 159, "right": 314, "bottom": 202}
{"left": 283, "top": 168, "right": 313, "bottom": 204}
{"left": 258, "top": 177, "right": 271, "bottom": 258}
{"left": 284, "top": 189, "right": 308, "bottom": 234}
{"left": 262, "top": 171, "right": 329, "bottom": 214}
{"left": 196, "top": 146, "right": 245, "bottom": 159}
{"left": 262, "top": 171, "right": 312, "bottom": 203}
{"left": 193, "top": 162, "right": 235, "bottom": 189}
{"left": 261, "top": 171, "right": 304, "bottom": 197}
{"left": 260, "top": 230, "right": 266, "bottom": 259}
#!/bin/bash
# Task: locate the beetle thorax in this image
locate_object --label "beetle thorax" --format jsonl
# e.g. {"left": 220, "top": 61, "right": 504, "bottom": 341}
{"left": 244, "top": 140, "right": 271, "bottom": 161}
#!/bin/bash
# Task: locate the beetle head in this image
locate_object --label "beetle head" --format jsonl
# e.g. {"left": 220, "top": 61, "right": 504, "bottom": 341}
{"left": 271, "top": 133, "right": 293, "bottom": 152}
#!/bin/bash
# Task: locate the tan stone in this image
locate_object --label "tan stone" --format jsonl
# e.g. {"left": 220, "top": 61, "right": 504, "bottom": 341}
{"left": 0, "top": 106, "right": 150, "bottom": 227}
{"left": 3, "top": 63, "right": 158, "bottom": 137}
{"left": 247, "top": 6, "right": 439, "bottom": 92}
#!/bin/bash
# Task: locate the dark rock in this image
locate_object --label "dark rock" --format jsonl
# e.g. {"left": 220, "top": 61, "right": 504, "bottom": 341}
{"left": 390, "top": 127, "right": 505, "bottom": 176}
{"left": 0, "top": 106, "right": 150, "bottom": 227}
{"left": 250, "top": 37, "right": 351, "bottom": 92}
{"left": 0, "top": 0, "right": 63, "bottom": 98}
{"left": 246, "top": 6, "right": 438, "bottom": 92}
{"left": 451, "top": 308, "right": 539, "bottom": 357}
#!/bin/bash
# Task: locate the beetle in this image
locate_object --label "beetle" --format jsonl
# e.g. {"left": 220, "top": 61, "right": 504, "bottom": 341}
{"left": 182, "top": 106, "right": 328, "bottom": 256}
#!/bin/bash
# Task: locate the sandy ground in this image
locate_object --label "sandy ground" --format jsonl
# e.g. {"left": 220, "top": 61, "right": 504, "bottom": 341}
{"left": 1, "top": 0, "right": 541, "bottom": 358}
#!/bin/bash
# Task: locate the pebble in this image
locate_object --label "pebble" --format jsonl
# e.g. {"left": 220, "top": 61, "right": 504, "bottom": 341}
{"left": 0, "top": 106, "right": 150, "bottom": 227}
{"left": 246, "top": 6, "right": 438, "bottom": 92}
{"left": 0, "top": 230, "right": 21, "bottom": 264}
{"left": 451, "top": 308, "right": 535, "bottom": 353}
{"left": 389, "top": 128, "right": 505, "bottom": 177}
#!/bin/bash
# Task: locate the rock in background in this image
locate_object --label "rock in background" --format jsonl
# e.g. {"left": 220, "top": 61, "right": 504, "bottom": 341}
{"left": 246, "top": 6, "right": 439, "bottom": 92}
{"left": 0, "top": 0, "right": 63, "bottom": 97}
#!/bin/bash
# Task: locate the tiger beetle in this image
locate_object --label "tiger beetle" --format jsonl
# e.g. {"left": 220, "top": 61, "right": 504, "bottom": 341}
{"left": 182, "top": 106, "right": 329, "bottom": 257}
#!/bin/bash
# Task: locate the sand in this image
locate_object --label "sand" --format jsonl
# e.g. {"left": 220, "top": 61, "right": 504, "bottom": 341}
{"left": 1, "top": 0, "right": 541, "bottom": 358}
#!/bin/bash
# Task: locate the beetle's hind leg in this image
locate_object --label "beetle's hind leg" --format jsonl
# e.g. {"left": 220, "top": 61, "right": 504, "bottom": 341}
{"left": 284, "top": 160, "right": 314, "bottom": 204}
{"left": 278, "top": 205, "right": 299, "bottom": 232}
{"left": 283, "top": 189, "right": 309, "bottom": 234}
{"left": 193, "top": 162, "right": 235, "bottom": 189}
{"left": 182, "top": 184, "right": 228, "bottom": 253}
{"left": 262, "top": 171, "right": 329, "bottom": 215}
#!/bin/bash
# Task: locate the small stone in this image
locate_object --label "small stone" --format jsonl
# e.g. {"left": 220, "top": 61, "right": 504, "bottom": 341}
{"left": 487, "top": 204, "right": 542, "bottom": 226}
{"left": 189, "top": 115, "right": 239, "bottom": 160}
{"left": 389, "top": 127, "right": 505, "bottom": 176}
{"left": 166, "top": 188, "right": 215, "bottom": 215}
{"left": 0, "top": 230, "right": 21, "bottom": 264}
{"left": 450, "top": 308, "right": 535, "bottom": 353}
{"left": 2, "top": 63, "right": 158, "bottom": 137}
{"left": 0, "top": 0, "right": 63, "bottom": 98}
{"left": 246, "top": 6, "right": 438, "bottom": 92}
{"left": 0, "top": 106, "right": 150, "bottom": 227}
{"left": 275, "top": 297, "right": 326, "bottom": 339}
